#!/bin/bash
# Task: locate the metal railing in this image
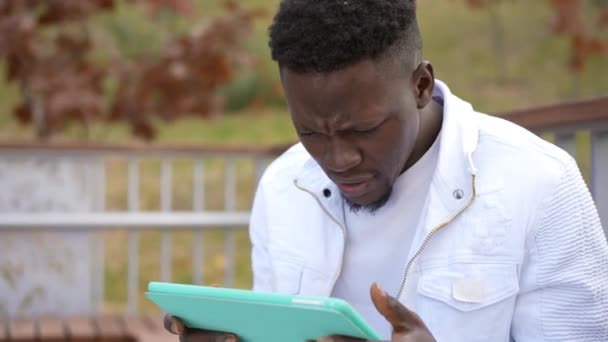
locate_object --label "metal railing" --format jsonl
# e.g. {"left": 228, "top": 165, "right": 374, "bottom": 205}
{"left": 0, "top": 144, "right": 282, "bottom": 314}
{"left": 0, "top": 96, "right": 606, "bottom": 316}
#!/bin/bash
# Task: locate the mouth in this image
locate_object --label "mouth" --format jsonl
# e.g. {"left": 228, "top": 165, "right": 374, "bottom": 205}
{"left": 335, "top": 177, "right": 372, "bottom": 198}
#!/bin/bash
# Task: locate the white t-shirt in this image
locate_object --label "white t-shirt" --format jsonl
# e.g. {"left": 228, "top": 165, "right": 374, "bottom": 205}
{"left": 331, "top": 132, "right": 441, "bottom": 338}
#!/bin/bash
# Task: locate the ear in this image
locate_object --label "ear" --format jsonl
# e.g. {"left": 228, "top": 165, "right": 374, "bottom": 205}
{"left": 411, "top": 61, "right": 435, "bottom": 109}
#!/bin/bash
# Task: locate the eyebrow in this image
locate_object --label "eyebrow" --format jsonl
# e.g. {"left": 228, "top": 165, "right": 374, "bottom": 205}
{"left": 295, "top": 105, "right": 393, "bottom": 133}
{"left": 337, "top": 110, "right": 392, "bottom": 130}
{"left": 302, "top": 117, "right": 388, "bottom": 135}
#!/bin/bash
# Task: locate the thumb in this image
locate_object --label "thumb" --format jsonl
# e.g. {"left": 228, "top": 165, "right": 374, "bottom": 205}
{"left": 163, "top": 314, "right": 184, "bottom": 335}
{"left": 370, "top": 283, "right": 419, "bottom": 334}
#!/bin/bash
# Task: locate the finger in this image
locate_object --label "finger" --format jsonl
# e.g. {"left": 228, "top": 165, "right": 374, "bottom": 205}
{"left": 164, "top": 314, "right": 185, "bottom": 335}
{"left": 370, "top": 283, "right": 421, "bottom": 334}
{"left": 167, "top": 284, "right": 219, "bottom": 334}
{"left": 315, "top": 336, "right": 367, "bottom": 342}
{"left": 180, "top": 330, "right": 238, "bottom": 342}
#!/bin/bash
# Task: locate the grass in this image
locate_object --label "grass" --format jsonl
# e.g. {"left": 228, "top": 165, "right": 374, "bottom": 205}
{"left": 0, "top": 0, "right": 605, "bottom": 313}
{"left": 0, "top": 108, "right": 297, "bottom": 146}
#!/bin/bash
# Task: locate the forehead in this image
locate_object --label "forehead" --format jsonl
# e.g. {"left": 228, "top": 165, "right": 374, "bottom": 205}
{"left": 281, "top": 59, "right": 410, "bottom": 124}
{"left": 281, "top": 59, "right": 400, "bottom": 98}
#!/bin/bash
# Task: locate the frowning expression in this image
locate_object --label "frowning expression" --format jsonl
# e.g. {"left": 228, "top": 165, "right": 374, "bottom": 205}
{"left": 282, "top": 58, "right": 426, "bottom": 209}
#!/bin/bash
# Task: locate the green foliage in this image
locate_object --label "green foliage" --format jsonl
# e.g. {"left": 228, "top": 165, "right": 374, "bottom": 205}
{"left": 221, "top": 72, "right": 262, "bottom": 112}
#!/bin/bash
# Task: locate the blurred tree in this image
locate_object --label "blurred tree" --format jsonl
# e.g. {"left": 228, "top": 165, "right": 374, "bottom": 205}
{"left": 0, "top": 0, "right": 262, "bottom": 141}
{"left": 460, "top": 0, "right": 608, "bottom": 76}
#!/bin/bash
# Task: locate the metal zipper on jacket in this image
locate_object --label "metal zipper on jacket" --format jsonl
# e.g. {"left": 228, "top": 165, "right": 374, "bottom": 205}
{"left": 396, "top": 174, "right": 478, "bottom": 299}
{"left": 293, "top": 179, "right": 347, "bottom": 294}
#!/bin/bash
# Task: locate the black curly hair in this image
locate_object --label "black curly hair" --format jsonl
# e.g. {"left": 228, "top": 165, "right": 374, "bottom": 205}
{"left": 269, "top": 0, "right": 422, "bottom": 74}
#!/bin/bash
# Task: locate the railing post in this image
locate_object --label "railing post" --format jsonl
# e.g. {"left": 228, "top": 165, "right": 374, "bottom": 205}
{"left": 160, "top": 158, "right": 173, "bottom": 282}
{"left": 591, "top": 131, "right": 608, "bottom": 236}
{"left": 224, "top": 158, "right": 236, "bottom": 287}
{"left": 193, "top": 160, "right": 205, "bottom": 285}
{"left": 255, "top": 157, "right": 269, "bottom": 184}
{"left": 127, "top": 158, "right": 140, "bottom": 314}
{"left": 555, "top": 133, "right": 577, "bottom": 159}
{"left": 92, "top": 161, "right": 106, "bottom": 313}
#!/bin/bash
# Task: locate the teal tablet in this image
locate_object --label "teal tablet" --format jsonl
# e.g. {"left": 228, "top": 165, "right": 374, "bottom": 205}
{"left": 145, "top": 282, "right": 381, "bottom": 342}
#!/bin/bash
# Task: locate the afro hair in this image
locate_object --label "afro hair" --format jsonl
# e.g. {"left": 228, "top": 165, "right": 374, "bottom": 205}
{"left": 269, "top": 0, "right": 422, "bottom": 73}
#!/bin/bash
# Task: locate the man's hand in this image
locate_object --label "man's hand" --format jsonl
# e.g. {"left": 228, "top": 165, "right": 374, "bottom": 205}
{"left": 319, "top": 283, "right": 436, "bottom": 342}
{"left": 163, "top": 314, "right": 238, "bottom": 342}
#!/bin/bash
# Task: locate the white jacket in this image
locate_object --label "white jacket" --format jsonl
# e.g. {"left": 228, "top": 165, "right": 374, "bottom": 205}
{"left": 249, "top": 81, "right": 608, "bottom": 341}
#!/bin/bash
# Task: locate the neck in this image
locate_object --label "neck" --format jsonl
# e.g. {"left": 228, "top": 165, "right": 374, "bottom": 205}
{"left": 402, "top": 99, "right": 443, "bottom": 172}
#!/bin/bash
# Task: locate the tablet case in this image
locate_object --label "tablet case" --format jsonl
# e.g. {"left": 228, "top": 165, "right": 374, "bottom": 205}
{"left": 145, "top": 282, "right": 381, "bottom": 342}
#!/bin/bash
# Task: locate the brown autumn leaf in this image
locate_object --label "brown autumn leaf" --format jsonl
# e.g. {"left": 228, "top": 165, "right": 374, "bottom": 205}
{"left": 599, "top": 9, "right": 608, "bottom": 28}
{"left": 37, "top": 0, "right": 116, "bottom": 25}
{"left": 134, "top": 0, "right": 196, "bottom": 18}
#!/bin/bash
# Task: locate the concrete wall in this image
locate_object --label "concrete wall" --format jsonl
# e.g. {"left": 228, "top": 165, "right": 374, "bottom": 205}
{"left": 0, "top": 159, "right": 102, "bottom": 317}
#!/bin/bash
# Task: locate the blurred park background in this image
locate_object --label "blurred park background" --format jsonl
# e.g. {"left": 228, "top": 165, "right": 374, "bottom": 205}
{"left": 0, "top": 0, "right": 606, "bottom": 316}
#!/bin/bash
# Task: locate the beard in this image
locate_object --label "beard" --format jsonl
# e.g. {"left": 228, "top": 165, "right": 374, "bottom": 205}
{"left": 343, "top": 187, "right": 392, "bottom": 215}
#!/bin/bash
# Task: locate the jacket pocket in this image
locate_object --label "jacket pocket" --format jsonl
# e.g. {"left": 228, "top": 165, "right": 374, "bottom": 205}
{"left": 417, "top": 262, "right": 519, "bottom": 312}
{"left": 415, "top": 262, "right": 519, "bottom": 342}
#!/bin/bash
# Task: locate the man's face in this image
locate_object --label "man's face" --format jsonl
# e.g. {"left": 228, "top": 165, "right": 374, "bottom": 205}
{"left": 282, "top": 59, "right": 422, "bottom": 209}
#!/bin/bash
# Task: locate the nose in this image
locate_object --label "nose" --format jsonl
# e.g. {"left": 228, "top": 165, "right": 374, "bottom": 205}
{"left": 323, "top": 137, "right": 362, "bottom": 173}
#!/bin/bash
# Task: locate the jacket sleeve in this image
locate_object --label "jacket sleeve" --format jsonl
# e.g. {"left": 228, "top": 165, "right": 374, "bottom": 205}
{"left": 511, "top": 157, "right": 608, "bottom": 341}
{"left": 249, "top": 178, "right": 273, "bottom": 292}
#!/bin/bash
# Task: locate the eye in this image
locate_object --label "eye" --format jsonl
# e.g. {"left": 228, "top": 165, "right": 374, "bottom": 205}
{"left": 353, "top": 119, "right": 387, "bottom": 136}
{"left": 354, "top": 125, "right": 380, "bottom": 136}
{"left": 298, "top": 131, "right": 318, "bottom": 137}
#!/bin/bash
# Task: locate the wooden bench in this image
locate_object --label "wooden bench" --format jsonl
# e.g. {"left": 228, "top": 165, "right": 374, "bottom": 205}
{"left": 1, "top": 315, "right": 174, "bottom": 341}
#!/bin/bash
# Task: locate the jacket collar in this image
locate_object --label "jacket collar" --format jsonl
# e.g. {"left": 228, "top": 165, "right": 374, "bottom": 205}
{"left": 429, "top": 80, "right": 479, "bottom": 218}
{"left": 293, "top": 80, "right": 480, "bottom": 227}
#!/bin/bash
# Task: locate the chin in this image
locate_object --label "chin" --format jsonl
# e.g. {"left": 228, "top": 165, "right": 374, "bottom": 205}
{"left": 343, "top": 188, "right": 392, "bottom": 214}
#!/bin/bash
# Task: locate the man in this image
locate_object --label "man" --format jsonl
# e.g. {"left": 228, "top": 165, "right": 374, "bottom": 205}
{"left": 165, "top": 0, "right": 608, "bottom": 340}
